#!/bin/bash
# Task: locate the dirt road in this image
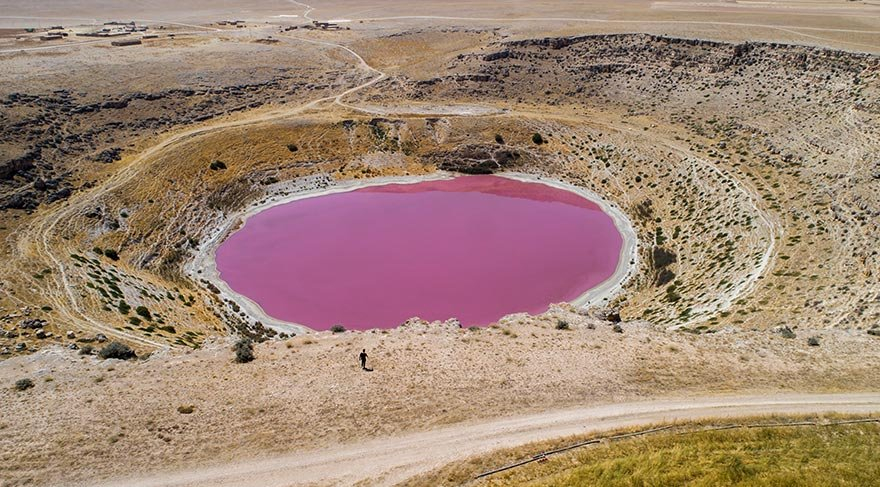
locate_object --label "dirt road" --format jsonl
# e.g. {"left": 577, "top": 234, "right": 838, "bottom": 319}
{"left": 93, "top": 393, "right": 880, "bottom": 487}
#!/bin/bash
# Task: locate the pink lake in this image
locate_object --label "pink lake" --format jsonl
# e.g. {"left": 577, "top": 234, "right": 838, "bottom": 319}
{"left": 215, "top": 175, "right": 623, "bottom": 330}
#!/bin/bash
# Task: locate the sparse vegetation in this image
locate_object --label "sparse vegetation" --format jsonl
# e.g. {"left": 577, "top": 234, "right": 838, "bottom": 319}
{"left": 233, "top": 338, "right": 254, "bottom": 363}
{"left": 103, "top": 249, "right": 119, "bottom": 261}
{"left": 555, "top": 320, "right": 570, "bottom": 330}
{"left": 98, "top": 342, "right": 137, "bottom": 360}
{"left": 531, "top": 133, "right": 545, "bottom": 145}
{"left": 135, "top": 306, "right": 152, "bottom": 321}
{"left": 330, "top": 324, "right": 346, "bottom": 334}
{"left": 14, "top": 378, "right": 34, "bottom": 391}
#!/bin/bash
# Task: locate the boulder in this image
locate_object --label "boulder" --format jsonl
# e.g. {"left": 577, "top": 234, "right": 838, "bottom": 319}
{"left": 19, "top": 319, "right": 46, "bottom": 329}
{"left": 772, "top": 325, "right": 796, "bottom": 339}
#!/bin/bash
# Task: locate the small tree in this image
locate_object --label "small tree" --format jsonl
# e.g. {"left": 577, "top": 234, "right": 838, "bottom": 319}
{"left": 98, "top": 342, "right": 137, "bottom": 360}
{"left": 531, "top": 133, "right": 545, "bottom": 145}
{"left": 234, "top": 338, "right": 254, "bottom": 363}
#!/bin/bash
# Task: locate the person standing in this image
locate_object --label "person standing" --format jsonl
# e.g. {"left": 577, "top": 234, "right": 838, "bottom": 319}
{"left": 359, "top": 349, "right": 368, "bottom": 370}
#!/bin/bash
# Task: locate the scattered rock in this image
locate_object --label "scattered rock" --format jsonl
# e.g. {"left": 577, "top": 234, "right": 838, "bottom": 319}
{"left": 177, "top": 405, "right": 195, "bottom": 414}
{"left": 612, "top": 324, "right": 624, "bottom": 333}
{"left": 14, "top": 343, "right": 26, "bottom": 351}
{"left": 773, "top": 325, "right": 796, "bottom": 339}
{"left": 807, "top": 336, "right": 820, "bottom": 347}
{"left": 66, "top": 331, "right": 76, "bottom": 339}
{"left": 19, "top": 318, "right": 46, "bottom": 329}
{"left": 35, "top": 329, "right": 48, "bottom": 339}
{"left": 95, "top": 148, "right": 123, "bottom": 164}
{"left": 95, "top": 333, "right": 108, "bottom": 343}
{"left": 596, "top": 308, "right": 621, "bottom": 323}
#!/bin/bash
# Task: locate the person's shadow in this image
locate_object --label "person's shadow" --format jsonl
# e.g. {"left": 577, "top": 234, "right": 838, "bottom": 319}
{"left": 363, "top": 367, "right": 374, "bottom": 372}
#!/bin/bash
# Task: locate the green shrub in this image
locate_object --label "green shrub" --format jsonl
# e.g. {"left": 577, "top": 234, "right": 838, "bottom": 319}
{"left": 209, "top": 160, "right": 227, "bottom": 171}
{"left": 494, "top": 134, "right": 505, "bottom": 144}
{"left": 117, "top": 300, "right": 131, "bottom": 314}
{"left": 98, "top": 342, "right": 136, "bottom": 360}
{"left": 286, "top": 144, "right": 298, "bottom": 152}
{"left": 532, "top": 133, "right": 545, "bottom": 145}
{"left": 104, "top": 249, "right": 119, "bottom": 261}
{"left": 135, "top": 306, "right": 152, "bottom": 321}
{"left": 233, "top": 338, "right": 254, "bottom": 363}
{"left": 14, "top": 378, "right": 34, "bottom": 391}
{"left": 330, "top": 324, "right": 346, "bottom": 334}
{"left": 556, "top": 320, "right": 570, "bottom": 330}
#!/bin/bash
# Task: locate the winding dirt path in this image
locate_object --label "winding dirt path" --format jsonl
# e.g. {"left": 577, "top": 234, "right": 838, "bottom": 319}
{"left": 15, "top": 27, "right": 387, "bottom": 348}
{"left": 92, "top": 393, "right": 880, "bottom": 487}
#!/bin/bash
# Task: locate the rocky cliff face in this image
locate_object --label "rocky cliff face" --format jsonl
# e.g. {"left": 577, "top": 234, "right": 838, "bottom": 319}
{"left": 0, "top": 76, "right": 328, "bottom": 210}
{"left": 387, "top": 33, "right": 877, "bottom": 114}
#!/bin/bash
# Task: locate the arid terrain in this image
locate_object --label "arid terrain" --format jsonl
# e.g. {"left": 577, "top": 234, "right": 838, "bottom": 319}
{"left": 1, "top": 0, "right": 879, "bottom": 485}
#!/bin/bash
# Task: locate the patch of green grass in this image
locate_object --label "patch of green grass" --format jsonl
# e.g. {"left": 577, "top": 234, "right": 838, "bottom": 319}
{"left": 404, "top": 417, "right": 880, "bottom": 487}
{"left": 517, "top": 422, "right": 880, "bottom": 487}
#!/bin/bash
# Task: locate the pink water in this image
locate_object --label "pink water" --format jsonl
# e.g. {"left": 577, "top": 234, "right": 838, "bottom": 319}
{"left": 215, "top": 175, "right": 623, "bottom": 330}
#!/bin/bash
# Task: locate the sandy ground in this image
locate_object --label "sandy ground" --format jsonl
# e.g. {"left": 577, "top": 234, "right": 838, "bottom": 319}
{"left": 96, "top": 393, "right": 880, "bottom": 487}
{"left": 3, "top": 314, "right": 880, "bottom": 486}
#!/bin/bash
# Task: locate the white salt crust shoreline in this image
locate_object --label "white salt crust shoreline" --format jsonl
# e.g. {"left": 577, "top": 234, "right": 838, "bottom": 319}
{"left": 187, "top": 171, "right": 638, "bottom": 334}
